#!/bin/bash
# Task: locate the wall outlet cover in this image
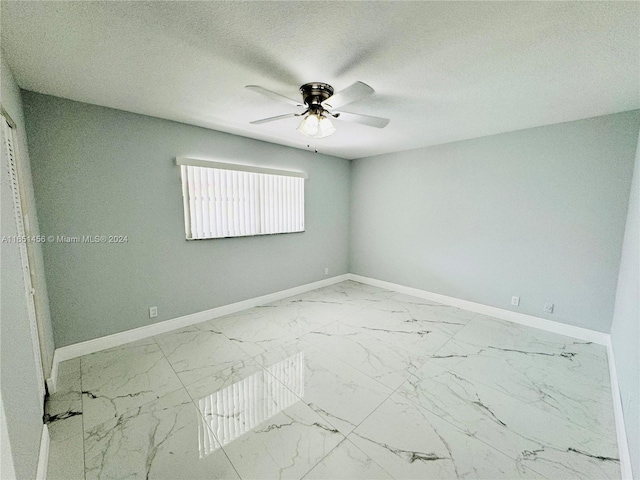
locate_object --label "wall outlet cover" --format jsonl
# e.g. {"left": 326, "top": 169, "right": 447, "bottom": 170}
{"left": 511, "top": 296, "right": 520, "bottom": 306}
{"left": 149, "top": 306, "right": 158, "bottom": 318}
{"left": 543, "top": 303, "right": 554, "bottom": 314}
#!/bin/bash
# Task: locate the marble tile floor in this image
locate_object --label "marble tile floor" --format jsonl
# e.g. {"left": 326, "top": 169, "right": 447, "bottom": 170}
{"left": 45, "top": 280, "right": 621, "bottom": 479}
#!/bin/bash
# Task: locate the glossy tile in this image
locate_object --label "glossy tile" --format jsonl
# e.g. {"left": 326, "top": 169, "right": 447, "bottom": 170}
{"left": 429, "top": 317, "right": 616, "bottom": 437}
{"left": 57, "top": 357, "right": 81, "bottom": 378}
{"left": 208, "top": 309, "right": 294, "bottom": 357}
{"left": 154, "top": 323, "right": 251, "bottom": 386}
{"left": 310, "top": 280, "right": 396, "bottom": 307}
{"left": 44, "top": 281, "right": 620, "bottom": 480}
{"left": 46, "top": 359, "right": 82, "bottom": 423}
{"left": 80, "top": 338, "right": 183, "bottom": 431}
{"left": 47, "top": 405, "right": 85, "bottom": 480}
{"left": 257, "top": 295, "right": 361, "bottom": 338}
{"left": 185, "top": 357, "right": 266, "bottom": 402}
{"left": 255, "top": 340, "right": 393, "bottom": 435}
{"left": 367, "top": 292, "right": 476, "bottom": 335}
{"left": 302, "top": 329, "right": 409, "bottom": 389}
{"left": 193, "top": 355, "right": 303, "bottom": 448}
{"left": 84, "top": 388, "right": 239, "bottom": 480}
{"left": 303, "top": 439, "right": 392, "bottom": 479}
{"left": 48, "top": 413, "right": 83, "bottom": 443}
{"left": 340, "top": 302, "right": 471, "bottom": 339}
{"left": 220, "top": 400, "right": 344, "bottom": 479}
{"left": 400, "top": 362, "right": 620, "bottom": 479}
{"left": 350, "top": 393, "right": 544, "bottom": 479}
{"left": 48, "top": 424, "right": 85, "bottom": 480}
{"left": 306, "top": 319, "right": 451, "bottom": 389}
{"left": 454, "top": 315, "right": 610, "bottom": 382}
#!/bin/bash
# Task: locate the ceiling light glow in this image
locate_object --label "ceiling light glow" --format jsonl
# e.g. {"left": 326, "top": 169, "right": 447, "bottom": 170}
{"left": 316, "top": 116, "right": 336, "bottom": 138}
{"left": 297, "top": 113, "right": 335, "bottom": 138}
{"left": 296, "top": 114, "right": 319, "bottom": 136}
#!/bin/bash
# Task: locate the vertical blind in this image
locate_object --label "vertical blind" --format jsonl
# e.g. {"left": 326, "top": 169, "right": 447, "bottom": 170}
{"left": 178, "top": 158, "right": 306, "bottom": 240}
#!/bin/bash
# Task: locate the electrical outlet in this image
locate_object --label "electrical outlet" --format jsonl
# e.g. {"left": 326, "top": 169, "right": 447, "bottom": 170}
{"left": 149, "top": 306, "right": 158, "bottom": 318}
{"left": 543, "top": 303, "right": 554, "bottom": 314}
{"left": 511, "top": 296, "right": 520, "bottom": 306}
{"left": 324, "top": 267, "right": 329, "bottom": 275}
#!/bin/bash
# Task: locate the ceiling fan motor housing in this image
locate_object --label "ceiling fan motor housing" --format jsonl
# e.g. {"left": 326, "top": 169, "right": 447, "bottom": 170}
{"left": 247, "top": 80, "right": 388, "bottom": 128}
{"left": 300, "top": 83, "right": 334, "bottom": 114}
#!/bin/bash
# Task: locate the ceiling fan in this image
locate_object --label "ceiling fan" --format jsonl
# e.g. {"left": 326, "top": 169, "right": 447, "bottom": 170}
{"left": 246, "top": 81, "right": 390, "bottom": 138}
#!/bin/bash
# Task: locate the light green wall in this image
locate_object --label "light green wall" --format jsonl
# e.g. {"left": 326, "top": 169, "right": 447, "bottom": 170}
{"left": 350, "top": 111, "right": 640, "bottom": 332}
{"left": 22, "top": 92, "right": 350, "bottom": 347}
{"left": 0, "top": 63, "right": 54, "bottom": 379}
{"left": 1, "top": 52, "right": 45, "bottom": 480}
{"left": 16, "top": 83, "right": 640, "bottom": 479}
{"left": 611, "top": 131, "right": 639, "bottom": 479}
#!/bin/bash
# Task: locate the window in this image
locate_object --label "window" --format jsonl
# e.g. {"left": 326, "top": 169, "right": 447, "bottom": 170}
{"left": 177, "top": 157, "right": 306, "bottom": 240}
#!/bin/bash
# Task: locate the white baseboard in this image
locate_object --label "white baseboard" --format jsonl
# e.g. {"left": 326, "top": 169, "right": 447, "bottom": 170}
{"left": 347, "top": 274, "right": 608, "bottom": 345}
{"left": 47, "top": 274, "right": 349, "bottom": 388}
{"left": 348, "top": 273, "right": 631, "bottom": 477}
{"left": 605, "top": 338, "right": 633, "bottom": 480}
{"left": 46, "top": 365, "right": 58, "bottom": 395}
{"left": 46, "top": 272, "right": 630, "bottom": 477}
{"left": 36, "top": 424, "right": 49, "bottom": 480}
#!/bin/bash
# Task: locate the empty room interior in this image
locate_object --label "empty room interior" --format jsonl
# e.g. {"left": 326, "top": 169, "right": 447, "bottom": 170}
{"left": 1, "top": 2, "right": 639, "bottom": 479}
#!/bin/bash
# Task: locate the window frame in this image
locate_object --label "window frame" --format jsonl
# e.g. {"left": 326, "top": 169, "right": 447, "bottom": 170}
{"left": 176, "top": 157, "right": 307, "bottom": 240}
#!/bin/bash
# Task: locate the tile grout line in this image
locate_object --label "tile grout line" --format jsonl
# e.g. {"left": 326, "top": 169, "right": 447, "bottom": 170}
{"left": 341, "top": 371, "right": 419, "bottom": 480}
{"left": 301, "top": 290, "right": 460, "bottom": 479}
{"left": 323, "top": 302, "right": 499, "bottom": 478}
{"left": 149, "top": 332, "right": 245, "bottom": 480}
{"left": 343, "top": 358, "right": 548, "bottom": 480}
{"left": 60, "top": 284, "right": 449, "bottom": 479}
{"left": 290, "top": 299, "right": 516, "bottom": 478}
{"left": 79, "top": 338, "right": 221, "bottom": 477}
{"left": 392, "top": 383, "right": 553, "bottom": 480}
{"left": 68, "top": 281, "right": 617, "bottom": 479}
{"left": 232, "top": 294, "right": 388, "bottom": 478}
{"left": 253, "top": 344, "right": 394, "bottom": 480}
{"left": 317, "top": 283, "right": 616, "bottom": 479}
{"left": 309, "top": 307, "right": 466, "bottom": 396}
{"left": 422, "top": 317, "right": 618, "bottom": 433}
{"left": 390, "top": 317, "right": 618, "bottom": 479}
{"left": 186, "top": 291, "right": 376, "bottom": 478}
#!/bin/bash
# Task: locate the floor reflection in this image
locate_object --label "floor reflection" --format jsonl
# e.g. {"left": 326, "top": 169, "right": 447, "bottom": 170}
{"left": 198, "top": 352, "right": 305, "bottom": 457}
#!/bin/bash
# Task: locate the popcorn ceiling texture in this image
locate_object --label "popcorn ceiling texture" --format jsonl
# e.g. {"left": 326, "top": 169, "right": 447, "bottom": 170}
{"left": 2, "top": 1, "right": 638, "bottom": 159}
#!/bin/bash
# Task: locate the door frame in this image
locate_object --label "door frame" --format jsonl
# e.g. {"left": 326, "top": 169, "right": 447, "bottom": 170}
{"left": 1, "top": 107, "right": 46, "bottom": 406}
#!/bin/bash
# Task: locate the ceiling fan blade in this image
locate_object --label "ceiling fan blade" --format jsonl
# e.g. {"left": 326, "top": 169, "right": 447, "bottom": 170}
{"left": 321, "top": 81, "right": 374, "bottom": 109}
{"left": 245, "top": 85, "right": 303, "bottom": 107}
{"left": 333, "top": 111, "right": 390, "bottom": 128}
{"left": 250, "top": 113, "right": 299, "bottom": 125}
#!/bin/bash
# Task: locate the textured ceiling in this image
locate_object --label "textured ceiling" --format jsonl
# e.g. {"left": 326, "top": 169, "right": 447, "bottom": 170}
{"left": 1, "top": 1, "right": 638, "bottom": 159}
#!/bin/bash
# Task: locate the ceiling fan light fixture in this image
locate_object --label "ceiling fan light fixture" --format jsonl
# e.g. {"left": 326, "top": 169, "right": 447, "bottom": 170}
{"left": 297, "top": 113, "right": 336, "bottom": 139}
{"left": 248, "top": 81, "right": 388, "bottom": 138}
{"left": 315, "top": 115, "right": 336, "bottom": 138}
{"left": 296, "top": 114, "right": 319, "bottom": 136}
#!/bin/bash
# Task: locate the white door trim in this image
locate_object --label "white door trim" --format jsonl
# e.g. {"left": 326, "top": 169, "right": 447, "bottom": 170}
{"left": 35, "top": 424, "right": 49, "bottom": 480}
{"left": 0, "top": 393, "right": 17, "bottom": 480}
{"left": 2, "top": 117, "right": 46, "bottom": 406}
